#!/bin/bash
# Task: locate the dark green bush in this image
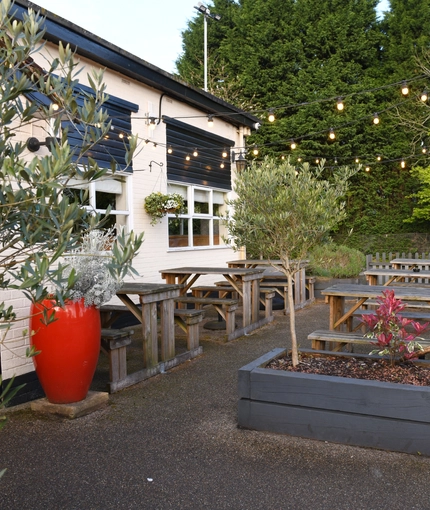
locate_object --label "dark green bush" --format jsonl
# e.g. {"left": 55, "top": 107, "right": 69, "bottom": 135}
{"left": 308, "top": 244, "right": 366, "bottom": 278}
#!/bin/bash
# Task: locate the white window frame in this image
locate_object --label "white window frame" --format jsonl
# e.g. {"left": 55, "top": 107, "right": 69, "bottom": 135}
{"left": 167, "top": 182, "right": 227, "bottom": 251}
{"left": 65, "top": 172, "right": 132, "bottom": 230}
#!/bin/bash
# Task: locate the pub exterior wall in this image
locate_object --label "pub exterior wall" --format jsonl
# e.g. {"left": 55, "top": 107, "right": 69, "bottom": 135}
{"left": 1, "top": 33, "right": 247, "bottom": 380}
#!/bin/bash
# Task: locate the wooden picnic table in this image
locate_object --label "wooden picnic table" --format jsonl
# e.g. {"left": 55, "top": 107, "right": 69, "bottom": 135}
{"left": 391, "top": 258, "right": 430, "bottom": 270}
{"left": 364, "top": 268, "right": 430, "bottom": 286}
{"left": 159, "top": 266, "right": 267, "bottom": 335}
{"left": 226, "top": 259, "right": 311, "bottom": 310}
{"left": 116, "top": 282, "right": 182, "bottom": 368}
{"left": 322, "top": 283, "right": 430, "bottom": 331}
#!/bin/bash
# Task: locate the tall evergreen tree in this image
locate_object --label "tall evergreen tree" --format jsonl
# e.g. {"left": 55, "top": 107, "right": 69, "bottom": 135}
{"left": 176, "top": 0, "right": 430, "bottom": 244}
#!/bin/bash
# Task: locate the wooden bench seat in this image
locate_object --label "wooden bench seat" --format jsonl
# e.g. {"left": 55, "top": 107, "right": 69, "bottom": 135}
{"left": 360, "top": 299, "right": 430, "bottom": 310}
{"left": 354, "top": 309, "right": 430, "bottom": 321}
{"left": 308, "top": 328, "right": 430, "bottom": 352}
{"left": 308, "top": 329, "right": 371, "bottom": 351}
{"left": 192, "top": 285, "right": 238, "bottom": 298}
{"left": 192, "top": 285, "right": 275, "bottom": 319}
{"left": 176, "top": 296, "right": 239, "bottom": 338}
{"left": 173, "top": 308, "right": 204, "bottom": 350}
{"left": 100, "top": 304, "right": 204, "bottom": 353}
{"left": 100, "top": 328, "right": 133, "bottom": 392}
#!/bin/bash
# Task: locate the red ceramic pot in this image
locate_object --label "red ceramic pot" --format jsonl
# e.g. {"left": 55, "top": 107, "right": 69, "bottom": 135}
{"left": 30, "top": 298, "right": 101, "bottom": 404}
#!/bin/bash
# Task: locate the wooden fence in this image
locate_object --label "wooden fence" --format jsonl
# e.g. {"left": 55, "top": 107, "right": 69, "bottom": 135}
{"left": 365, "top": 252, "right": 430, "bottom": 285}
{"left": 366, "top": 252, "right": 430, "bottom": 270}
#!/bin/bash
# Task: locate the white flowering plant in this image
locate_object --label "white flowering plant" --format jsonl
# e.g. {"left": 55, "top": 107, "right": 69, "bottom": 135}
{"left": 144, "top": 192, "right": 185, "bottom": 225}
{"left": 63, "top": 228, "right": 143, "bottom": 307}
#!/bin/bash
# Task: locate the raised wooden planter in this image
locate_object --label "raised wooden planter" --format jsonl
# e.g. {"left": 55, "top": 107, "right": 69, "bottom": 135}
{"left": 238, "top": 348, "right": 430, "bottom": 456}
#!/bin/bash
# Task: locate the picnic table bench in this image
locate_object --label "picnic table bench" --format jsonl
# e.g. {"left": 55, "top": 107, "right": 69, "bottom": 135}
{"left": 364, "top": 268, "right": 430, "bottom": 286}
{"left": 308, "top": 329, "right": 430, "bottom": 352}
{"left": 191, "top": 284, "right": 275, "bottom": 319}
{"left": 321, "top": 283, "right": 430, "bottom": 331}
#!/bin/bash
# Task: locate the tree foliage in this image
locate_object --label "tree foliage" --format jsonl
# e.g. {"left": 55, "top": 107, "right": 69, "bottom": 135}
{"left": 225, "top": 157, "right": 356, "bottom": 364}
{"left": 0, "top": 0, "right": 143, "bottom": 328}
{"left": 176, "top": 0, "right": 430, "bottom": 243}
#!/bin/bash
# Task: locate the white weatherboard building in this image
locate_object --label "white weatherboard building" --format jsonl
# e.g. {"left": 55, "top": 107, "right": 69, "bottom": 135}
{"left": 2, "top": 1, "right": 259, "bottom": 403}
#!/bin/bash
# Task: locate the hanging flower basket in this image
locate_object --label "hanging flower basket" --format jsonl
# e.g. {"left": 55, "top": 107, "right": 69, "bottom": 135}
{"left": 144, "top": 192, "right": 185, "bottom": 225}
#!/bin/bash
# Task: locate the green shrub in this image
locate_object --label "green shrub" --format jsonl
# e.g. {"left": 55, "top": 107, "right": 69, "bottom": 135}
{"left": 308, "top": 244, "right": 365, "bottom": 278}
{"left": 334, "top": 232, "right": 430, "bottom": 255}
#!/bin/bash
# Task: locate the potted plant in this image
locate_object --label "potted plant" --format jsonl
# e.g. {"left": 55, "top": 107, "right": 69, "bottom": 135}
{"left": 238, "top": 290, "right": 430, "bottom": 455}
{"left": 144, "top": 192, "right": 185, "bottom": 225}
{"left": 29, "top": 228, "right": 143, "bottom": 404}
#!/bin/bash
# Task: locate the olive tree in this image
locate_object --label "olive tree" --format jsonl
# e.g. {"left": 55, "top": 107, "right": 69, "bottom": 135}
{"left": 0, "top": 0, "right": 143, "bottom": 327}
{"left": 225, "top": 157, "right": 356, "bottom": 365}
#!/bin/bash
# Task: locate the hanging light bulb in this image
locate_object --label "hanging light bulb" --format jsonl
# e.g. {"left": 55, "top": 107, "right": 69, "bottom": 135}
{"left": 315, "top": 158, "right": 320, "bottom": 164}
{"left": 281, "top": 155, "right": 286, "bottom": 160}
{"left": 376, "top": 155, "right": 382, "bottom": 161}
{"left": 422, "top": 147, "right": 428, "bottom": 154}
{"left": 355, "top": 157, "right": 360, "bottom": 163}
{"left": 208, "top": 115, "right": 214, "bottom": 127}
{"left": 336, "top": 97, "right": 344, "bottom": 111}
{"left": 365, "top": 166, "right": 371, "bottom": 172}
{"left": 253, "top": 146, "right": 259, "bottom": 156}
{"left": 185, "top": 154, "right": 191, "bottom": 161}
{"left": 268, "top": 109, "right": 275, "bottom": 122}
{"left": 193, "top": 148, "right": 199, "bottom": 157}
{"left": 334, "top": 158, "right": 338, "bottom": 165}
{"left": 401, "top": 80, "right": 409, "bottom": 95}
{"left": 400, "top": 160, "right": 406, "bottom": 168}
{"left": 297, "top": 157, "right": 302, "bottom": 162}
{"left": 220, "top": 162, "right": 225, "bottom": 168}
{"left": 167, "top": 146, "right": 173, "bottom": 154}
{"left": 222, "top": 149, "right": 228, "bottom": 158}
{"left": 421, "top": 89, "right": 428, "bottom": 102}
{"left": 373, "top": 113, "right": 380, "bottom": 125}
{"left": 290, "top": 140, "right": 297, "bottom": 150}
{"left": 328, "top": 128, "right": 336, "bottom": 140}
{"left": 119, "top": 133, "right": 124, "bottom": 139}
{"left": 152, "top": 143, "right": 157, "bottom": 150}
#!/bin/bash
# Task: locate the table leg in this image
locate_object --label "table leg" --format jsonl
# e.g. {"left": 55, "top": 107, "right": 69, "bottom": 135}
{"left": 251, "top": 279, "right": 260, "bottom": 323}
{"left": 141, "top": 301, "right": 158, "bottom": 368}
{"left": 160, "top": 298, "right": 175, "bottom": 361}
{"left": 329, "top": 296, "right": 345, "bottom": 331}
{"left": 242, "top": 280, "right": 252, "bottom": 327}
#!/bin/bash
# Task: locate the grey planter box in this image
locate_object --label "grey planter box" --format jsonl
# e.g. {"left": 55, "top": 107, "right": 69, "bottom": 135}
{"left": 238, "top": 348, "right": 430, "bottom": 455}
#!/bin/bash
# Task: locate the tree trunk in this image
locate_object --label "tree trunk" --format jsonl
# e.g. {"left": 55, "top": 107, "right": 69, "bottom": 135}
{"left": 287, "top": 272, "right": 298, "bottom": 366}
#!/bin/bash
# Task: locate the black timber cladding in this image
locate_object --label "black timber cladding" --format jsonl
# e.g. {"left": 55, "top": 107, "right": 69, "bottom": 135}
{"left": 164, "top": 117, "right": 234, "bottom": 190}
{"left": 62, "top": 82, "right": 138, "bottom": 171}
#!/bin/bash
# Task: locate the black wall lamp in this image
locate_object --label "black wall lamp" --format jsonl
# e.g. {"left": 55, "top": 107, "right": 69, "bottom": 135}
{"left": 26, "top": 136, "right": 59, "bottom": 152}
{"left": 231, "top": 151, "right": 247, "bottom": 171}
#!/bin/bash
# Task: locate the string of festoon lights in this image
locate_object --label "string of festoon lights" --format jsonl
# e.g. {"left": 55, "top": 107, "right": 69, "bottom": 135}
{"left": 107, "top": 75, "right": 430, "bottom": 172}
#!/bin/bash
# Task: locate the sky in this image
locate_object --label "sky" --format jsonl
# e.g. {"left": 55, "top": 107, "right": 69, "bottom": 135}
{"left": 31, "top": 0, "right": 391, "bottom": 75}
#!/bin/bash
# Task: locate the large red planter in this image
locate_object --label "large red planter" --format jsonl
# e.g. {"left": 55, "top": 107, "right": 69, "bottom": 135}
{"left": 30, "top": 298, "right": 101, "bottom": 404}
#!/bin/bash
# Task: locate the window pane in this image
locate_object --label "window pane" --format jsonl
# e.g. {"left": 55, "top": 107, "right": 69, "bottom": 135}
{"left": 193, "top": 218, "right": 210, "bottom": 246}
{"left": 169, "top": 217, "right": 189, "bottom": 247}
{"left": 64, "top": 187, "right": 89, "bottom": 206}
{"left": 194, "top": 189, "right": 210, "bottom": 214}
{"left": 213, "top": 220, "right": 220, "bottom": 245}
{"left": 96, "top": 191, "right": 116, "bottom": 209}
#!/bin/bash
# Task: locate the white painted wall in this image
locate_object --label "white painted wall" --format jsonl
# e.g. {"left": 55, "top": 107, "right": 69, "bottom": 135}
{"left": 0, "top": 41, "right": 247, "bottom": 380}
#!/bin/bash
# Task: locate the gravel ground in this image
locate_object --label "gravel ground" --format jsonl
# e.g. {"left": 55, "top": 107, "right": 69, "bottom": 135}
{"left": 2, "top": 300, "right": 430, "bottom": 510}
